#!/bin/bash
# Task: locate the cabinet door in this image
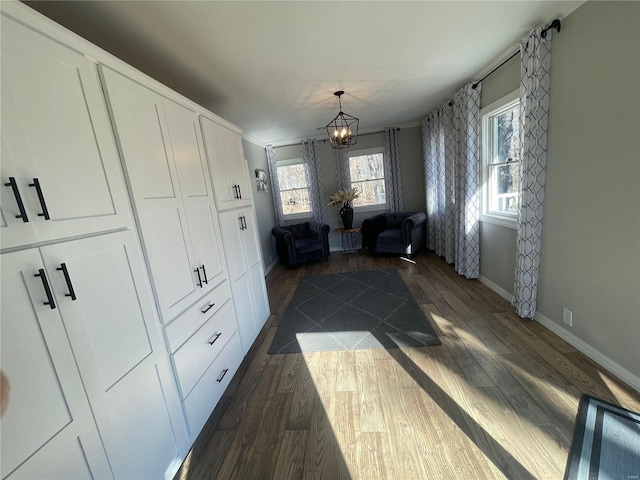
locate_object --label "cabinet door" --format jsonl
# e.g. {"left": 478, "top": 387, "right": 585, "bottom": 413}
{"left": 241, "top": 208, "right": 262, "bottom": 269}
{"left": 1, "top": 250, "right": 112, "bottom": 480}
{"left": 200, "top": 117, "right": 251, "bottom": 210}
{"left": 0, "top": 15, "right": 130, "bottom": 249}
{"left": 232, "top": 271, "right": 259, "bottom": 353}
{"left": 101, "top": 66, "right": 202, "bottom": 321}
{"left": 163, "top": 98, "right": 227, "bottom": 291}
{"left": 41, "top": 231, "right": 188, "bottom": 480}
{"left": 218, "top": 209, "right": 248, "bottom": 283}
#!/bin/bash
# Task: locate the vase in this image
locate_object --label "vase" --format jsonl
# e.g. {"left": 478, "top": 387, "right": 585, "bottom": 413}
{"left": 339, "top": 203, "right": 354, "bottom": 230}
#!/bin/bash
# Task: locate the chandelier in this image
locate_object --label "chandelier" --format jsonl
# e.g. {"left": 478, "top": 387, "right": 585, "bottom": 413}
{"left": 326, "top": 90, "right": 359, "bottom": 149}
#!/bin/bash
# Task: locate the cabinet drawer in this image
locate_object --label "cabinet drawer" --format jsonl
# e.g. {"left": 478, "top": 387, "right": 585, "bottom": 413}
{"left": 172, "top": 300, "right": 238, "bottom": 398}
{"left": 183, "top": 332, "right": 243, "bottom": 438}
{"left": 165, "top": 280, "right": 232, "bottom": 353}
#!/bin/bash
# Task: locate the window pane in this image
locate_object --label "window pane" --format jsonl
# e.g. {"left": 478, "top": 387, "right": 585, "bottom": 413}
{"left": 493, "top": 105, "right": 520, "bottom": 163}
{"left": 280, "top": 188, "right": 310, "bottom": 215}
{"left": 489, "top": 163, "right": 520, "bottom": 214}
{"left": 277, "top": 164, "right": 307, "bottom": 191}
{"left": 349, "top": 153, "right": 384, "bottom": 182}
{"left": 352, "top": 179, "right": 385, "bottom": 207}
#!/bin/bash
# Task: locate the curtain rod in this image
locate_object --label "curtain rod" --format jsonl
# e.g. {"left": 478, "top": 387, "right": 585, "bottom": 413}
{"left": 271, "top": 128, "right": 400, "bottom": 150}
{"left": 471, "top": 19, "right": 561, "bottom": 90}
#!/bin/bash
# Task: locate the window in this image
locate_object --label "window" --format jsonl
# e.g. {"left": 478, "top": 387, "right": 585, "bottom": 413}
{"left": 348, "top": 148, "right": 387, "bottom": 209}
{"left": 481, "top": 90, "right": 521, "bottom": 228}
{"left": 276, "top": 159, "right": 310, "bottom": 217}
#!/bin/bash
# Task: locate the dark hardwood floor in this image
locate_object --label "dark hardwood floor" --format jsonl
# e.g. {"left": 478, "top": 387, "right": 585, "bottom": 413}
{"left": 175, "top": 251, "right": 640, "bottom": 479}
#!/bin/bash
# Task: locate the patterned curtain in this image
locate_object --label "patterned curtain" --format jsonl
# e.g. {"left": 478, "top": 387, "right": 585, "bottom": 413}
{"left": 384, "top": 128, "right": 404, "bottom": 212}
{"left": 265, "top": 145, "right": 286, "bottom": 226}
{"left": 453, "top": 84, "right": 481, "bottom": 278}
{"left": 301, "top": 139, "right": 326, "bottom": 224}
{"left": 423, "top": 107, "right": 456, "bottom": 263}
{"left": 512, "top": 25, "right": 554, "bottom": 318}
{"left": 333, "top": 147, "right": 350, "bottom": 190}
{"left": 422, "top": 82, "right": 480, "bottom": 278}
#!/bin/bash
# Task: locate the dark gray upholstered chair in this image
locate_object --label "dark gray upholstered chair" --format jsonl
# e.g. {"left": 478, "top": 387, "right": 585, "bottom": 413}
{"left": 361, "top": 212, "right": 427, "bottom": 256}
{"left": 272, "top": 221, "right": 330, "bottom": 267}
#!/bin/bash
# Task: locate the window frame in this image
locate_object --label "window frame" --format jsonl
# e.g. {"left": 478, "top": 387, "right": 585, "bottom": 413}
{"left": 347, "top": 146, "right": 389, "bottom": 213}
{"left": 480, "top": 89, "right": 521, "bottom": 230}
{"left": 276, "top": 157, "right": 311, "bottom": 220}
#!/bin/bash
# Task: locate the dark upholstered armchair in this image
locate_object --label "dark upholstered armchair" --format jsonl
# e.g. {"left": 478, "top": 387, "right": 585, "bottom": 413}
{"left": 272, "top": 221, "right": 330, "bottom": 267}
{"left": 361, "top": 212, "right": 427, "bottom": 256}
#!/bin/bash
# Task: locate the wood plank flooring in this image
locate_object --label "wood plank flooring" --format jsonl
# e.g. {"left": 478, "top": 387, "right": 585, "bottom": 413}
{"left": 175, "top": 251, "right": 640, "bottom": 480}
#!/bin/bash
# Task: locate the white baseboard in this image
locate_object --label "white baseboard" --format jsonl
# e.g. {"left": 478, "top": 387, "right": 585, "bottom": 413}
{"left": 479, "top": 275, "right": 513, "bottom": 303}
{"left": 264, "top": 258, "right": 279, "bottom": 275}
{"left": 533, "top": 311, "right": 640, "bottom": 393}
{"left": 479, "top": 276, "right": 640, "bottom": 394}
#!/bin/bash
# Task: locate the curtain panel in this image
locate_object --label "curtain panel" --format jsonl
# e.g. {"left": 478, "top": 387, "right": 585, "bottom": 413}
{"left": 266, "top": 144, "right": 286, "bottom": 226}
{"left": 384, "top": 128, "right": 404, "bottom": 212}
{"left": 301, "top": 139, "right": 327, "bottom": 224}
{"left": 333, "top": 147, "right": 350, "bottom": 191}
{"left": 512, "top": 26, "right": 554, "bottom": 318}
{"left": 422, "top": 82, "right": 481, "bottom": 278}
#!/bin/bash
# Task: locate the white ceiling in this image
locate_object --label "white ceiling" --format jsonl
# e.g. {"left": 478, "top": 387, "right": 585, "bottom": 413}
{"left": 25, "top": 1, "right": 584, "bottom": 146}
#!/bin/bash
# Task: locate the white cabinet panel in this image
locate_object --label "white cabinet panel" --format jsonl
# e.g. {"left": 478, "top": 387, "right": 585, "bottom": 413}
{"left": 183, "top": 333, "right": 243, "bottom": 437}
{"left": 184, "top": 202, "right": 226, "bottom": 292}
{"left": 249, "top": 261, "right": 270, "bottom": 333}
{"left": 232, "top": 272, "right": 259, "bottom": 351}
{"left": 1, "top": 250, "right": 112, "bottom": 480}
{"left": 163, "top": 98, "right": 210, "bottom": 198}
{"left": 218, "top": 209, "right": 248, "bottom": 282}
{"left": 40, "top": 231, "right": 186, "bottom": 480}
{"left": 0, "top": 15, "right": 130, "bottom": 250}
{"left": 200, "top": 116, "right": 251, "bottom": 210}
{"left": 100, "top": 67, "right": 176, "bottom": 200}
{"left": 140, "top": 207, "right": 200, "bottom": 321}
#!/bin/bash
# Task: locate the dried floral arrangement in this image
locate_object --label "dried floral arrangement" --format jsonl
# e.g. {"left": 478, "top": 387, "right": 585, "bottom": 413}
{"left": 328, "top": 188, "right": 359, "bottom": 207}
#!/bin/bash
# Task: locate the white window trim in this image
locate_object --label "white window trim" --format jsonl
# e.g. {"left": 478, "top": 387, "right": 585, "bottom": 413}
{"left": 348, "top": 146, "right": 389, "bottom": 211}
{"left": 480, "top": 89, "right": 520, "bottom": 230}
{"left": 276, "top": 157, "right": 312, "bottom": 219}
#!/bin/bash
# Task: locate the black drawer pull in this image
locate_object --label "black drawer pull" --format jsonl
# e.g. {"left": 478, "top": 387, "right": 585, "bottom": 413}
{"left": 200, "top": 265, "right": 208, "bottom": 285}
{"left": 28, "top": 178, "right": 51, "bottom": 220}
{"left": 194, "top": 268, "right": 203, "bottom": 288}
{"left": 34, "top": 269, "right": 56, "bottom": 309}
{"left": 237, "top": 185, "right": 242, "bottom": 199}
{"left": 216, "top": 368, "right": 229, "bottom": 383}
{"left": 201, "top": 302, "right": 215, "bottom": 314}
{"left": 233, "top": 184, "right": 239, "bottom": 199}
{"left": 208, "top": 332, "right": 222, "bottom": 345}
{"left": 4, "top": 177, "right": 29, "bottom": 222}
{"left": 56, "top": 263, "right": 77, "bottom": 300}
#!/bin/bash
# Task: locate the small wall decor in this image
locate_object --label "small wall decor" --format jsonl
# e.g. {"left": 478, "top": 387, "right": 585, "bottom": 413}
{"left": 255, "top": 169, "right": 268, "bottom": 192}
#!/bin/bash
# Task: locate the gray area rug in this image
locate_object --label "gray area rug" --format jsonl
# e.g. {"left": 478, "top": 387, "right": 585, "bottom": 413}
{"left": 564, "top": 394, "right": 640, "bottom": 480}
{"left": 268, "top": 269, "right": 441, "bottom": 354}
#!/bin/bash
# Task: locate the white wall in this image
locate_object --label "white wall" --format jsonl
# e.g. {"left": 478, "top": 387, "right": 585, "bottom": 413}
{"left": 479, "top": 1, "right": 640, "bottom": 383}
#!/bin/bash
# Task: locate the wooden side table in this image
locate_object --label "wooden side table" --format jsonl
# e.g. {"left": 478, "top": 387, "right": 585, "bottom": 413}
{"left": 335, "top": 227, "right": 361, "bottom": 253}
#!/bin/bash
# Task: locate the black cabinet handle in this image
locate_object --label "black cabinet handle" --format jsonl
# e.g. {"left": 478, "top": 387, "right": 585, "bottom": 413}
{"left": 4, "top": 177, "right": 29, "bottom": 222}
{"left": 56, "top": 263, "right": 77, "bottom": 301}
{"left": 28, "top": 178, "right": 50, "bottom": 220}
{"left": 216, "top": 368, "right": 229, "bottom": 383}
{"left": 243, "top": 216, "right": 247, "bottom": 230}
{"left": 208, "top": 332, "right": 222, "bottom": 345}
{"left": 34, "top": 269, "right": 56, "bottom": 309}
{"left": 239, "top": 216, "right": 247, "bottom": 231}
{"left": 232, "top": 184, "right": 238, "bottom": 199}
{"left": 200, "top": 265, "right": 208, "bottom": 285}
{"left": 194, "top": 268, "right": 203, "bottom": 288}
{"left": 201, "top": 302, "right": 215, "bottom": 314}
{"left": 237, "top": 185, "right": 242, "bottom": 199}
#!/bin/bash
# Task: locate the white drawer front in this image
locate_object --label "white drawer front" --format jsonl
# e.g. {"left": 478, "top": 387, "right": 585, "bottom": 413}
{"left": 165, "top": 280, "right": 232, "bottom": 353}
{"left": 172, "top": 300, "right": 238, "bottom": 398}
{"left": 183, "top": 333, "right": 243, "bottom": 438}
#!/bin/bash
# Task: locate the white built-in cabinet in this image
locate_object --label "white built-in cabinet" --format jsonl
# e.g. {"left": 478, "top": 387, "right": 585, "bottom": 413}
{"left": 218, "top": 208, "right": 270, "bottom": 352}
{"left": 1, "top": 3, "right": 270, "bottom": 479}
{"left": 100, "top": 66, "right": 227, "bottom": 323}
{"left": 1, "top": 8, "right": 187, "bottom": 480}
{"left": 200, "top": 116, "right": 252, "bottom": 210}
{"left": 0, "top": 14, "right": 131, "bottom": 250}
